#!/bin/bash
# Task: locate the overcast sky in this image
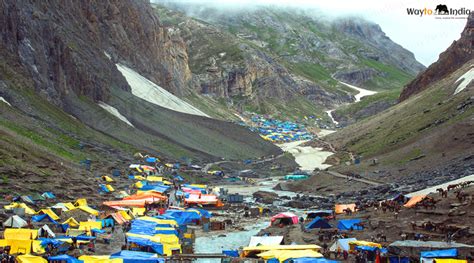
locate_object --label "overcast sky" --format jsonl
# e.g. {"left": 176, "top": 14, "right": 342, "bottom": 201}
{"left": 157, "top": 0, "right": 471, "bottom": 66}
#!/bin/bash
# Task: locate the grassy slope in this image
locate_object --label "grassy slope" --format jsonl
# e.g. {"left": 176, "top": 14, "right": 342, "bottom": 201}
{"left": 327, "top": 60, "right": 474, "bottom": 163}
{"left": 334, "top": 88, "right": 400, "bottom": 118}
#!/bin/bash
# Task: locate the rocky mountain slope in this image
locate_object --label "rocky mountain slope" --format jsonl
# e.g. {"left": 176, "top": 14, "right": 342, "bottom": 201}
{"left": 154, "top": 3, "right": 424, "bottom": 121}
{"left": 0, "top": 0, "right": 287, "bottom": 193}
{"left": 326, "top": 14, "right": 474, "bottom": 190}
{"left": 400, "top": 15, "right": 473, "bottom": 101}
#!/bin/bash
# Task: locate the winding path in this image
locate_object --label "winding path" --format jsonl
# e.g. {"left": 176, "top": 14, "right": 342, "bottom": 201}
{"left": 326, "top": 170, "right": 382, "bottom": 186}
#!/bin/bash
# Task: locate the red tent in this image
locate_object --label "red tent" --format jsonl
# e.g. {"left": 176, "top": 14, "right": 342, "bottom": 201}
{"left": 271, "top": 212, "right": 299, "bottom": 226}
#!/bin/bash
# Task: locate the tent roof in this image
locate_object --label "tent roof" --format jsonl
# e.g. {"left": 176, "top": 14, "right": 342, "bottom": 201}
{"left": 337, "top": 219, "right": 363, "bottom": 231}
{"left": 404, "top": 195, "right": 426, "bottom": 208}
{"left": 4, "top": 215, "right": 28, "bottom": 228}
{"left": 306, "top": 217, "right": 332, "bottom": 229}
{"left": 421, "top": 248, "right": 458, "bottom": 258}
{"left": 248, "top": 236, "right": 284, "bottom": 247}
{"left": 329, "top": 238, "right": 357, "bottom": 252}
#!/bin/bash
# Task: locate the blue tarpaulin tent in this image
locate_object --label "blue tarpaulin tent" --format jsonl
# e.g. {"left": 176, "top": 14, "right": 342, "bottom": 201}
{"left": 42, "top": 192, "right": 56, "bottom": 199}
{"left": 420, "top": 248, "right": 458, "bottom": 258}
{"left": 110, "top": 250, "right": 164, "bottom": 263}
{"left": 163, "top": 210, "right": 201, "bottom": 225}
{"left": 49, "top": 254, "right": 84, "bottom": 263}
{"left": 389, "top": 257, "right": 410, "bottom": 263}
{"left": 126, "top": 236, "right": 164, "bottom": 255}
{"left": 356, "top": 246, "right": 378, "bottom": 252}
{"left": 337, "top": 219, "right": 363, "bottom": 230}
{"left": 306, "top": 217, "right": 332, "bottom": 230}
{"left": 146, "top": 157, "right": 157, "bottom": 163}
{"left": 222, "top": 250, "right": 240, "bottom": 257}
{"left": 32, "top": 214, "right": 58, "bottom": 224}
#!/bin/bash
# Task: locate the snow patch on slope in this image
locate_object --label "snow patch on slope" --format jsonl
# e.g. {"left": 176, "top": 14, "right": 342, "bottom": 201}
{"left": 98, "top": 102, "right": 134, "bottom": 127}
{"left": 0, "top": 97, "right": 11, "bottom": 107}
{"left": 116, "top": 64, "right": 208, "bottom": 117}
{"left": 339, "top": 81, "right": 377, "bottom": 102}
{"left": 454, "top": 67, "right": 474, "bottom": 95}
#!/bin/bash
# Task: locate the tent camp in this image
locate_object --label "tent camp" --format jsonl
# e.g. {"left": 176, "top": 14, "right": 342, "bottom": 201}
{"left": 110, "top": 250, "right": 164, "bottom": 263}
{"left": 248, "top": 236, "right": 284, "bottom": 247}
{"left": 17, "top": 254, "right": 48, "bottom": 263}
{"left": 271, "top": 212, "right": 299, "bottom": 226}
{"left": 48, "top": 254, "right": 84, "bottom": 263}
{"left": 421, "top": 248, "right": 458, "bottom": 259}
{"left": 39, "top": 224, "right": 56, "bottom": 238}
{"left": 337, "top": 219, "right": 363, "bottom": 231}
{"left": 4, "top": 215, "right": 28, "bottom": 228}
{"left": 306, "top": 217, "right": 332, "bottom": 230}
{"left": 329, "top": 238, "right": 357, "bottom": 252}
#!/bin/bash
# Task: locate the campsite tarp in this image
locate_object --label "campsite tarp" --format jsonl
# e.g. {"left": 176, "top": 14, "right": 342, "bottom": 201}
{"left": 42, "top": 192, "right": 56, "bottom": 199}
{"left": 404, "top": 195, "right": 426, "bottom": 208}
{"left": 162, "top": 210, "right": 201, "bottom": 225}
{"left": 4, "top": 228, "right": 38, "bottom": 240}
{"left": 125, "top": 235, "right": 164, "bottom": 255}
{"left": 49, "top": 254, "right": 84, "bottom": 263}
{"left": 283, "top": 258, "right": 339, "bottom": 263}
{"left": 258, "top": 249, "right": 323, "bottom": 262}
{"left": 4, "top": 202, "right": 36, "bottom": 214}
{"left": 110, "top": 250, "right": 164, "bottom": 263}
{"left": 329, "top": 238, "right": 357, "bottom": 252}
{"left": 4, "top": 215, "right": 28, "bottom": 228}
{"left": 335, "top": 204, "right": 356, "bottom": 214}
{"left": 32, "top": 214, "right": 58, "bottom": 224}
{"left": 242, "top": 245, "right": 321, "bottom": 257}
{"left": 248, "top": 236, "right": 284, "bottom": 247}
{"left": 337, "top": 219, "right": 363, "bottom": 231}
{"left": 306, "top": 217, "right": 332, "bottom": 229}
{"left": 433, "top": 259, "right": 467, "bottom": 263}
{"left": 78, "top": 255, "right": 123, "bottom": 263}
{"left": 37, "top": 208, "right": 60, "bottom": 220}
{"left": 420, "top": 249, "right": 458, "bottom": 258}
{"left": 17, "top": 254, "right": 47, "bottom": 263}
{"left": 62, "top": 217, "right": 80, "bottom": 227}
{"left": 185, "top": 194, "right": 222, "bottom": 206}
{"left": 271, "top": 212, "right": 299, "bottom": 225}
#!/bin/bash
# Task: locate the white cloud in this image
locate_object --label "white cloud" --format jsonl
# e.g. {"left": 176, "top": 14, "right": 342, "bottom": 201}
{"left": 155, "top": 0, "right": 471, "bottom": 66}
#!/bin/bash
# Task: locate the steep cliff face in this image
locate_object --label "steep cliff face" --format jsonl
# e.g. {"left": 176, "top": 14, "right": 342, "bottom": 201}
{"left": 155, "top": 4, "right": 424, "bottom": 120}
{"left": 0, "top": 0, "right": 282, "bottom": 165}
{"left": 0, "top": 0, "right": 192, "bottom": 104}
{"left": 400, "top": 14, "right": 474, "bottom": 101}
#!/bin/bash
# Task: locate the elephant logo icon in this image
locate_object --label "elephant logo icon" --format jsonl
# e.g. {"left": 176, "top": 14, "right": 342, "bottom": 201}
{"left": 435, "top": 4, "right": 449, "bottom": 15}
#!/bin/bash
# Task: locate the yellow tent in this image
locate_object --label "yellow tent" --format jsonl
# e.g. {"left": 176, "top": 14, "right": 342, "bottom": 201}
{"left": 434, "top": 260, "right": 468, "bottom": 263}
{"left": 79, "top": 221, "right": 102, "bottom": 230}
{"left": 258, "top": 250, "right": 323, "bottom": 261}
{"left": 4, "top": 202, "right": 36, "bottom": 215}
{"left": 106, "top": 184, "right": 115, "bottom": 192}
{"left": 62, "top": 217, "right": 80, "bottom": 227}
{"left": 4, "top": 228, "right": 38, "bottom": 240}
{"left": 119, "top": 210, "right": 133, "bottom": 221}
{"left": 75, "top": 198, "right": 88, "bottom": 207}
{"left": 17, "top": 254, "right": 47, "bottom": 263}
{"left": 102, "top": 175, "right": 114, "bottom": 182}
{"left": 7, "top": 239, "right": 32, "bottom": 254}
{"left": 137, "top": 216, "right": 178, "bottom": 226}
{"left": 146, "top": 176, "right": 163, "bottom": 182}
{"left": 134, "top": 181, "right": 144, "bottom": 189}
{"left": 165, "top": 163, "right": 174, "bottom": 168}
{"left": 37, "top": 208, "right": 60, "bottom": 220}
{"left": 133, "top": 176, "right": 146, "bottom": 181}
{"left": 79, "top": 255, "right": 123, "bottom": 263}
{"left": 32, "top": 240, "right": 45, "bottom": 254}
{"left": 126, "top": 233, "right": 181, "bottom": 256}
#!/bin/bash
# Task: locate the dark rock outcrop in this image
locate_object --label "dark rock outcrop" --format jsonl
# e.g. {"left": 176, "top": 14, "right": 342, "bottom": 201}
{"left": 0, "top": 0, "right": 192, "bottom": 106}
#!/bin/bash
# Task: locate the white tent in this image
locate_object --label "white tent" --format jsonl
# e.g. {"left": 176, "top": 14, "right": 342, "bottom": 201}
{"left": 329, "top": 238, "right": 357, "bottom": 252}
{"left": 248, "top": 236, "right": 284, "bottom": 247}
{"left": 4, "top": 215, "right": 28, "bottom": 228}
{"left": 39, "top": 224, "right": 55, "bottom": 238}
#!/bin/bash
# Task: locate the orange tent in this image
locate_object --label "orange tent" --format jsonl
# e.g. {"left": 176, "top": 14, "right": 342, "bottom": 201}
{"left": 335, "top": 204, "right": 357, "bottom": 214}
{"left": 185, "top": 194, "right": 221, "bottom": 206}
{"left": 404, "top": 195, "right": 426, "bottom": 208}
{"left": 124, "top": 192, "right": 167, "bottom": 201}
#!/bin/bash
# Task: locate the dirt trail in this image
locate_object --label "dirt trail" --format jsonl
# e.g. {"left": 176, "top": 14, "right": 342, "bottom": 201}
{"left": 326, "top": 170, "right": 382, "bottom": 186}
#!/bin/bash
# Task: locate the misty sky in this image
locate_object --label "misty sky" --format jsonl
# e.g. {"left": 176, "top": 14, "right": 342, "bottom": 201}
{"left": 156, "top": 0, "right": 471, "bottom": 66}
